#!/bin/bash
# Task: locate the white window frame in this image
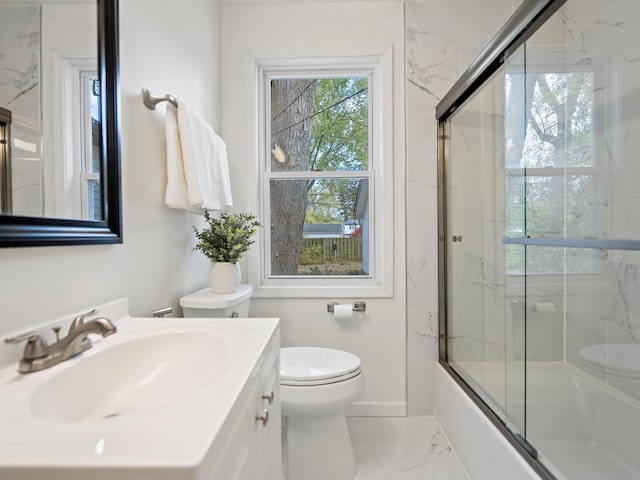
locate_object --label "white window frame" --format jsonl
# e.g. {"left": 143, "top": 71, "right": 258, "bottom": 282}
{"left": 79, "top": 72, "right": 101, "bottom": 220}
{"left": 50, "top": 52, "right": 98, "bottom": 220}
{"left": 250, "top": 53, "right": 394, "bottom": 298}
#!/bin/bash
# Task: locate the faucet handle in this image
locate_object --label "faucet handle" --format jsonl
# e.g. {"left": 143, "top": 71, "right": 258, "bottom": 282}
{"left": 52, "top": 326, "right": 62, "bottom": 341}
{"left": 69, "top": 308, "right": 98, "bottom": 333}
{"left": 5, "top": 331, "right": 37, "bottom": 344}
{"left": 5, "top": 332, "right": 49, "bottom": 360}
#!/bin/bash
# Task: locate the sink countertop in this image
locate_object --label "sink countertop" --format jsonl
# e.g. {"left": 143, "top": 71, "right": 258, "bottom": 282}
{"left": 0, "top": 302, "right": 279, "bottom": 480}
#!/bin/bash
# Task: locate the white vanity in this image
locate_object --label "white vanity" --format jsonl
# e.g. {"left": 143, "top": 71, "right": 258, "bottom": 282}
{"left": 0, "top": 298, "right": 281, "bottom": 480}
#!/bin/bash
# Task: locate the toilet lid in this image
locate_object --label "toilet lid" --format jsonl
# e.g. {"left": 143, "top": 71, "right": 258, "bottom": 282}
{"left": 280, "top": 347, "right": 361, "bottom": 384}
{"left": 179, "top": 284, "right": 253, "bottom": 309}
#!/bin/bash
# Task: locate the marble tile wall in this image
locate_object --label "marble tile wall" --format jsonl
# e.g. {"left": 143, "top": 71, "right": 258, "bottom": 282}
{"left": 404, "top": 0, "right": 521, "bottom": 415}
{"left": 0, "top": 6, "right": 42, "bottom": 216}
{"left": 0, "top": 6, "right": 40, "bottom": 119}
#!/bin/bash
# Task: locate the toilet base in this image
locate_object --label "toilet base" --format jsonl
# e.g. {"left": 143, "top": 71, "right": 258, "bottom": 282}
{"left": 283, "top": 410, "right": 359, "bottom": 480}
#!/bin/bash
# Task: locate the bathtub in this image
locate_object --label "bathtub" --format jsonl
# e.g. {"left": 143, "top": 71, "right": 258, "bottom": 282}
{"left": 436, "top": 361, "right": 640, "bottom": 480}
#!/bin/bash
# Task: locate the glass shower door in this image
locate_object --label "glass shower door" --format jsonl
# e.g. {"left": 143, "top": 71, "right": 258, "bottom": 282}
{"left": 445, "top": 64, "right": 527, "bottom": 437}
{"left": 439, "top": 0, "right": 640, "bottom": 478}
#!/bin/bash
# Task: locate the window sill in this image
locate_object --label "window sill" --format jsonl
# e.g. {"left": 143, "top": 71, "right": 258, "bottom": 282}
{"left": 251, "top": 281, "right": 393, "bottom": 299}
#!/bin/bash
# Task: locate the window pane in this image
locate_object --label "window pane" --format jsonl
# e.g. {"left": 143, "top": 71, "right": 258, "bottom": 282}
{"left": 527, "top": 72, "right": 594, "bottom": 168}
{"left": 505, "top": 172, "right": 603, "bottom": 274}
{"left": 270, "top": 178, "right": 369, "bottom": 276}
{"left": 505, "top": 173, "right": 603, "bottom": 239}
{"left": 87, "top": 178, "right": 102, "bottom": 221}
{"left": 506, "top": 245, "right": 600, "bottom": 275}
{"left": 88, "top": 77, "right": 101, "bottom": 174}
{"left": 270, "top": 77, "right": 368, "bottom": 172}
{"left": 506, "top": 70, "right": 594, "bottom": 169}
{"left": 81, "top": 75, "right": 103, "bottom": 221}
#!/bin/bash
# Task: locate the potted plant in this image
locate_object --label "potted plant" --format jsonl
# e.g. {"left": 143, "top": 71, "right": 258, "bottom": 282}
{"left": 194, "top": 210, "right": 261, "bottom": 293}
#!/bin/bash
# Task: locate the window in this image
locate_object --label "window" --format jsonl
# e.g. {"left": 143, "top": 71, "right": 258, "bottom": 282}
{"left": 80, "top": 74, "right": 102, "bottom": 220}
{"left": 254, "top": 55, "right": 393, "bottom": 297}
{"left": 49, "top": 53, "right": 101, "bottom": 220}
{"left": 504, "top": 58, "right": 606, "bottom": 275}
{"left": 268, "top": 76, "right": 369, "bottom": 277}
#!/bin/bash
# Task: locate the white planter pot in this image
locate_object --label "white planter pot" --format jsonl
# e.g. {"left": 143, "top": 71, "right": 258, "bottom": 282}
{"left": 209, "top": 262, "right": 241, "bottom": 293}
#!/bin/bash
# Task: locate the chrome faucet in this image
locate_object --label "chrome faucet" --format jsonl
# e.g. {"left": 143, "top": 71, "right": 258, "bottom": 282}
{"left": 4, "top": 309, "right": 117, "bottom": 374}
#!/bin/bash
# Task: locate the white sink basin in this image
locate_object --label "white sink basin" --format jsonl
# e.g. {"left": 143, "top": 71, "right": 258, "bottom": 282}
{"left": 30, "top": 330, "right": 233, "bottom": 422}
{"left": 0, "top": 302, "right": 280, "bottom": 480}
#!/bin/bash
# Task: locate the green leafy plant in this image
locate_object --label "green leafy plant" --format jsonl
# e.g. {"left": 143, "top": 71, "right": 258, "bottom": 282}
{"left": 194, "top": 210, "right": 261, "bottom": 263}
{"left": 299, "top": 244, "right": 324, "bottom": 265}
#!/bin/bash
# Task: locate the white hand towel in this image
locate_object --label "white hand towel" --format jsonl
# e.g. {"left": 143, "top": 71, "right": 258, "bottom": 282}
{"left": 164, "top": 100, "right": 233, "bottom": 211}
{"left": 164, "top": 104, "right": 189, "bottom": 210}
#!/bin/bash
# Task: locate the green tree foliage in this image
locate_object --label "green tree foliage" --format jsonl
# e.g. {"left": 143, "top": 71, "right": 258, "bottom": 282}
{"left": 310, "top": 77, "right": 368, "bottom": 172}
{"left": 305, "top": 78, "right": 368, "bottom": 224}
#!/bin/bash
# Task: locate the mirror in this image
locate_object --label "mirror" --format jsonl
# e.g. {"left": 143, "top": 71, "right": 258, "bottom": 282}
{"left": 0, "top": 0, "right": 121, "bottom": 247}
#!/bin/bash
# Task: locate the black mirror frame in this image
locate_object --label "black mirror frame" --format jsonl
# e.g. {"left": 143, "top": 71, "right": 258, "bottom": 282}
{"left": 0, "top": 0, "right": 122, "bottom": 248}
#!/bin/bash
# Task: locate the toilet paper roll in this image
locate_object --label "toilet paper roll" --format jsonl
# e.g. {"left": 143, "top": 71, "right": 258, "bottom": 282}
{"left": 333, "top": 303, "right": 354, "bottom": 321}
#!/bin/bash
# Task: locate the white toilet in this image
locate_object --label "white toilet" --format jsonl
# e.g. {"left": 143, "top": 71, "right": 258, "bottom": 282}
{"left": 180, "top": 285, "right": 365, "bottom": 480}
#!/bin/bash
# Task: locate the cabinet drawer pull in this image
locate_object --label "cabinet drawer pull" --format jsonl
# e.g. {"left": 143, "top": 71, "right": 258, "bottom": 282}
{"left": 262, "top": 389, "right": 275, "bottom": 405}
{"left": 256, "top": 409, "right": 269, "bottom": 427}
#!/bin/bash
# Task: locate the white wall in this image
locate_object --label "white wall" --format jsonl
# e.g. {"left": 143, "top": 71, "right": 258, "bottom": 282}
{"left": 0, "top": 0, "right": 221, "bottom": 337}
{"left": 221, "top": 1, "right": 407, "bottom": 416}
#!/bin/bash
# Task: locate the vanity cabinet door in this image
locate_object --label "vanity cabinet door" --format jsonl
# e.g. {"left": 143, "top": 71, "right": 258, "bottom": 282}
{"left": 206, "top": 376, "right": 261, "bottom": 480}
{"left": 205, "top": 334, "right": 281, "bottom": 480}
{"left": 256, "top": 348, "right": 281, "bottom": 479}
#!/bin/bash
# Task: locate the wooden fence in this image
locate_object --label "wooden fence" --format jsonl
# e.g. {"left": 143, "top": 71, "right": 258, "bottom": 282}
{"left": 300, "top": 237, "right": 362, "bottom": 262}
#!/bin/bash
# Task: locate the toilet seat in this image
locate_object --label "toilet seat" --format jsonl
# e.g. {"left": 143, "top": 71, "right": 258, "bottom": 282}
{"left": 282, "top": 368, "right": 362, "bottom": 386}
{"left": 280, "top": 347, "right": 362, "bottom": 386}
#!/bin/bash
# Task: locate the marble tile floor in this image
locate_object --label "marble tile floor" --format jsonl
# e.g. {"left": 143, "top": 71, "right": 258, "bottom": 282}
{"left": 347, "top": 415, "right": 471, "bottom": 480}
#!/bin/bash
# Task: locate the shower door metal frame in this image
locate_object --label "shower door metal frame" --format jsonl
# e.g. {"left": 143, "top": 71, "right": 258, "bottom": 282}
{"left": 436, "top": 0, "right": 566, "bottom": 479}
{"left": 0, "top": 107, "right": 11, "bottom": 214}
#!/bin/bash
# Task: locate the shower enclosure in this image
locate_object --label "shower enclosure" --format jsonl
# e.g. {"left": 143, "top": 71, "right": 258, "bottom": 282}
{"left": 437, "top": 0, "right": 640, "bottom": 478}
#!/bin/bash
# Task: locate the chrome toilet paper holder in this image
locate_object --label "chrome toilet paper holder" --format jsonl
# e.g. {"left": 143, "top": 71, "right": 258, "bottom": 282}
{"left": 327, "top": 301, "right": 366, "bottom": 313}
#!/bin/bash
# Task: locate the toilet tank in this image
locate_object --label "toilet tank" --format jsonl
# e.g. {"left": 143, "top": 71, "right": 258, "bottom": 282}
{"left": 180, "top": 284, "right": 253, "bottom": 318}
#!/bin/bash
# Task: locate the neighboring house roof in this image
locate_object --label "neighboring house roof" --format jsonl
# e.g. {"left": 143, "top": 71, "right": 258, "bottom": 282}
{"left": 303, "top": 224, "right": 343, "bottom": 235}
